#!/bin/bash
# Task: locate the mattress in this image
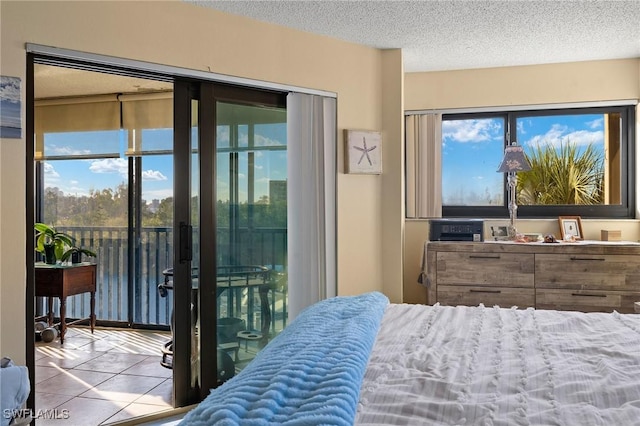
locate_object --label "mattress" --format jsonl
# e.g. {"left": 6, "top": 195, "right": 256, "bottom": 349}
{"left": 357, "top": 303, "right": 640, "bottom": 425}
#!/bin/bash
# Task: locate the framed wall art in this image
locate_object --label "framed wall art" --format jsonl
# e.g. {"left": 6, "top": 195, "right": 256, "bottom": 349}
{"left": 558, "top": 216, "right": 583, "bottom": 241}
{"left": 345, "top": 129, "right": 382, "bottom": 174}
{"left": 0, "top": 76, "right": 22, "bottom": 139}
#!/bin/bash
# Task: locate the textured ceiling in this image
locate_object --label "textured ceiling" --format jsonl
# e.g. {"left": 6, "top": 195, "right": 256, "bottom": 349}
{"left": 186, "top": 0, "right": 640, "bottom": 72}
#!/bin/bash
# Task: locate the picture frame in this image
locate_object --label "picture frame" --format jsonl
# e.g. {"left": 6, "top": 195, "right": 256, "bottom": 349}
{"left": 558, "top": 216, "right": 583, "bottom": 241}
{"left": 345, "top": 129, "right": 382, "bottom": 174}
{"left": 490, "top": 225, "right": 510, "bottom": 241}
{"left": 0, "top": 76, "right": 22, "bottom": 139}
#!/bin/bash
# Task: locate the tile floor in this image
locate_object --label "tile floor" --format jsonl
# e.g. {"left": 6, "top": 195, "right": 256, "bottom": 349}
{"left": 35, "top": 326, "right": 174, "bottom": 425}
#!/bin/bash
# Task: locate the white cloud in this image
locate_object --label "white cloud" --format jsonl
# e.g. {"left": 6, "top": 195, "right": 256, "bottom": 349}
{"left": 89, "top": 158, "right": 128, "bottom": 177}
{"left": 217, "top": 127, "right": 230, "bottom": 145}
{"left": 142, "top": 170, "right": 167, "bottom": 181}
{"left": 586, "top": 117, "right": 604, "bottom": 129}
{"left": 223, "top": 133, "right": 282, "bottom": 148}
{"left": 43, "top": 162, "right": 60, "bottom": 179}
{"left": 566, "top": 130, "right": 604, "bottom": 146}
{"left": 442, "top": 119, "right": 501, "bottom": 143}
{"left": 255, "top": 134, "right": 283, "bottom": 146}
{"left": 524, "top": 124, "right": 603, "bottom": 148}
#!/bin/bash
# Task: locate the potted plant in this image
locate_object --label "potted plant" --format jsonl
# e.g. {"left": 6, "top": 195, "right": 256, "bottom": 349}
{"left": 34, "top": 223, "right": 74, "bottom": 264}
{"left": 61, "top": 246, "right": 97, "bottom": 264}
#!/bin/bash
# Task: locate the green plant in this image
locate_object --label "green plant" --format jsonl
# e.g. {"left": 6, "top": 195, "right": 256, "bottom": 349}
{"left": 35, "top": 223, "right": 97, "bottom": 264}
{"left": 61, "top": 246, "right": 97, "bottom": 263}
{"left": 517, "top": 141, "right": 604, "bottom": 205}
{"left": 34, "top": 223, "right": 74, "bottom": 263}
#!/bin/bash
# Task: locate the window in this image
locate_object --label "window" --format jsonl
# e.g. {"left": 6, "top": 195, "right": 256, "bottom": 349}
{"left": 442, "top": 105, "right": 635, "bottom": 218}
{"left": 442, "top": 115, "right": 506, "bottom": 207}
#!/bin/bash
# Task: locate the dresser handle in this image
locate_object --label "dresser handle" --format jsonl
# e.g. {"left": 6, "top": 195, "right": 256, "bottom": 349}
{"left": 571, "top": 293, "right": 606, "bottom": 297}
{"left": 469, "top": 289, "right": 501, "bottom": 294}
{"left": 569, "top": 257, "right": 605, "bottom": 261}
{"left": 468, "top": 255, "right": 501, "bottom": 259}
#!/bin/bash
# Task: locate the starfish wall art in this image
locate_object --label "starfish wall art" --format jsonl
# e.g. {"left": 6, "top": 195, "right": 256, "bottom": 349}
{"left": 345, "top": 129, "right": 382, "bottom": 174}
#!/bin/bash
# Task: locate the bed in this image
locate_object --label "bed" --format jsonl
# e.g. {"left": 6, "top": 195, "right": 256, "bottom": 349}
{"left": 180, "top": 292, "right": 640, "bottom": 425}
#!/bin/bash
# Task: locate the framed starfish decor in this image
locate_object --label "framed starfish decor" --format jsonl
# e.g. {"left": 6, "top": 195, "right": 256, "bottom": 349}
{"left": 345, "top": 129, "right": 382, "bottom": 174}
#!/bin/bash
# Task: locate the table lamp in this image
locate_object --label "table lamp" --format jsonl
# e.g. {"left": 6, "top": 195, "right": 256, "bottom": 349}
{"left": 497, "top": 142, "right": 531, "bottom": 239}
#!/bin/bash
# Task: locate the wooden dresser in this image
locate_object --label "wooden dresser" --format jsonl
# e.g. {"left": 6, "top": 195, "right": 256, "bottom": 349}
{"left": 424, "top": 241, "right": 640, "bottom": 313}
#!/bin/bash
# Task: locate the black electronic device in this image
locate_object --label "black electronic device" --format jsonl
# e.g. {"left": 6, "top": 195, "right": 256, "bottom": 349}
{"left": 429, "top": 219, "right": 484, "bottom": 242}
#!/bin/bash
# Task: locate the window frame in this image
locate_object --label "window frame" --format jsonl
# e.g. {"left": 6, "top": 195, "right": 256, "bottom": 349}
{"left": 442, "top": 105, "right": 636, "bottom": 219}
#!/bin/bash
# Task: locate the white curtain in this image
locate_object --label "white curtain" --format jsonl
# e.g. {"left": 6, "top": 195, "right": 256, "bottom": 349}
{"left": 405, "top": 113, "right": 443, "bottom": 218}
{"left": 286, "top": 93, "right": 337, "bottom": 321}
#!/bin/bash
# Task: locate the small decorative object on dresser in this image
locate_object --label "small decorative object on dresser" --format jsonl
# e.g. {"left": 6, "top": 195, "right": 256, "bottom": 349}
{"left": 345, "top": 129, "right": 382, "bottom": 174}
{"left": 490, "top": 225, "right": 510, "bottom": 241}
{"left": 558, "top": 216, "right": 583, "bottom": 241}
{"left": 601, "top": 230, "right": 622, "bottom": 241}
{"left": 496, "top": 142, "right": 531, "bottom": 239}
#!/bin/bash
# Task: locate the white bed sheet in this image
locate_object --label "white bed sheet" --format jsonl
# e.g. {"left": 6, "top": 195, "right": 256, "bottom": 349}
{"left": 356, "top": 303, "right": 640, "bottom": 426}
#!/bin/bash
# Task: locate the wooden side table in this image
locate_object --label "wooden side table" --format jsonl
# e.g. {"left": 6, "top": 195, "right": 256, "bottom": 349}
{"left": 35, "top": 263, "right": 97, "bottom": 344}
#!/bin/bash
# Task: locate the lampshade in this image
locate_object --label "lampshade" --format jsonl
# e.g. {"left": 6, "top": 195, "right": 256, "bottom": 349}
{"left": 496, "top": 144, "right": 531, "bottom": 173}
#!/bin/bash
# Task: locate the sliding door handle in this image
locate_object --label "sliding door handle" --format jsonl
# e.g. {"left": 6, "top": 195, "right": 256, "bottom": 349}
{"left": 179, "top": 222, "right": 192, "bottom": 263}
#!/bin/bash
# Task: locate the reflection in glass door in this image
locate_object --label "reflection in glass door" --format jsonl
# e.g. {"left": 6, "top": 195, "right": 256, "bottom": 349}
{"left": 215, "top": 101, "right": 288, "bottom": 373}
{"left": 173, "top": 82, "right": 287, "bottom": 405}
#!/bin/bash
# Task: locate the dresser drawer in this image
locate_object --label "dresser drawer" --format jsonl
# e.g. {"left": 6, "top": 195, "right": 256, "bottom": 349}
{"left": 536, "top": 289, "right": 640, "bottom": 313}
{"left": 535, "top": 254, "right": 640, "bottom": 291}
{"left": 437, "top": 252, "right": 534, "bottom": 287}
{"left": 438, "top": 285, "right": 535, "bottom": 308}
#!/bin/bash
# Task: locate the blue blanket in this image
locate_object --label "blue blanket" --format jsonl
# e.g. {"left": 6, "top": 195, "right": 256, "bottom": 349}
{"left": 180, "top": 292, "right": 389, "bottom": 425}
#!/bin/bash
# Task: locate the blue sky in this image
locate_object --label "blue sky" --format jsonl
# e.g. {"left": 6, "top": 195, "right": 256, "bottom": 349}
{"left": 43, "top": 123, "right": 287, "bottom": 204}
{"left": 442, "top": 113, "right": 606, "bottom": 205}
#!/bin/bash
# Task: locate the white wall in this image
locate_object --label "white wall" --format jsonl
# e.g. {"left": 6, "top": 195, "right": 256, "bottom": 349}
{"left": 0, "top": 0, "right": 403, "bottom": 364}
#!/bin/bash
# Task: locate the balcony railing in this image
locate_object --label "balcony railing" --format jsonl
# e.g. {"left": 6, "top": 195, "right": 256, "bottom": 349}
{"left": 38, "top": 226, "right": 288, "bottom": 335}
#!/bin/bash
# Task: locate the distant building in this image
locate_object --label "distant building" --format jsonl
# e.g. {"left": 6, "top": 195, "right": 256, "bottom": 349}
{"left": 148, "top": 199, "right": 160, "bottom": 213}
{"left": 269, "top": 180, "right": 286, "bottom": 203}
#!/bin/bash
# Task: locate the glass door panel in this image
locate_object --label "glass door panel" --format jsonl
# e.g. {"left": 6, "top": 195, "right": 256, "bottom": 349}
{"left": 136, "top": 126, "right": 174, "bottom": 326}
{"left": 37, "top": 129, "right": 130, "bottom": 323}
{"left": 173, "top": 83, "right": 287, "bottom": 406}
{"left": 190, "top": 100, "right": 201, "bottom": 390}
{"left": 215, "top": 101, "right": 288, "bottom": 371}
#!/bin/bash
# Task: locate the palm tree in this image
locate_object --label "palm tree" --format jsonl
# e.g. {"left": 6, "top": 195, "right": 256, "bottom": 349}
{"left": 517, "top": 141, "right": 604, "bottom": 205}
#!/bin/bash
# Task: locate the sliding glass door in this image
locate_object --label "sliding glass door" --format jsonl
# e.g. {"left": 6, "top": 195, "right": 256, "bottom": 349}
{"left": 27, "top": 48, "right": 334, "bottom": 416}
{"left": 173, "top": 81, "right": 288, "bottom": 404}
